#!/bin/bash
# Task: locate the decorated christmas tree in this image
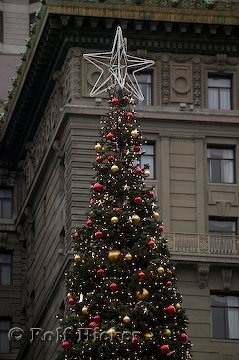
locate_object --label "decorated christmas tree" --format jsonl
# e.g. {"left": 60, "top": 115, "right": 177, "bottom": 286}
{"left": 58, "top": 27, "right": 192, "bottom": 360}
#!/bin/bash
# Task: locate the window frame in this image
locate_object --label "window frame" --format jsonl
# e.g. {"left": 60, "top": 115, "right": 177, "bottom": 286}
{"left": 0, "top": 188, "right": 13, "bottom": 219}
{"left": 0, "top": 11, "right": 3, "bottom": 43}
{"left": 210, "top": 292, "right": 239, "bottom": 340}
{"left": 140, "top": 142, "right": 156, "bottom": 180}
{"left": 208, "top": 217, "right": 237, "bottom": 236}
{"left": 207, "top": 73, "right": 232, "bottom": 110}
{"left": 129, "top": 72, "right": 153, "bottom": 106}
{"left": 0, "top": 318, "right": 11, "bottom": 353}
{"left": 0, "top": 252, "right": 12, "bottom": 286}
{"left": 207, "top": 145, "right": 235, "bottom": 184}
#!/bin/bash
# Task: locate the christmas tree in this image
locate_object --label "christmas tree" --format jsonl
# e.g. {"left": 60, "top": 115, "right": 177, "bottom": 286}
{"left": 58, "top": 27, "right": 192, "bottom": 360}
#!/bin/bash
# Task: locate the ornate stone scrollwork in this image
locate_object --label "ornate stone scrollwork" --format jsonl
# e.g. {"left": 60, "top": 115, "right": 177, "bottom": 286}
{"left": 161, "top": 55, "right": 170, "bottom": 104}
{"left": 221, "top": 268, "right": 232, "bottom": 291}
{"left": 197, "top": 264, "right": 209, "bottom": 289}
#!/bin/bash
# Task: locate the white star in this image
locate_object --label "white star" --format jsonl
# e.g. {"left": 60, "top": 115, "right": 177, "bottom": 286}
{"left": 83, "top": 26, "right": 154, "bottom": 100}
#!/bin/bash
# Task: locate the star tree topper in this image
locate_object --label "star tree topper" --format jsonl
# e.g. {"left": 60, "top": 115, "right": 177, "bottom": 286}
{"left": 83, "top": 26, "right": 154, "bottom": 101}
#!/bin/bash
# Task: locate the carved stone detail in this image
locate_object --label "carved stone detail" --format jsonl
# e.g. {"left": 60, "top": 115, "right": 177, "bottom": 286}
{"left": 161, "top": 56, "right": 170, "bottom": 104}
{"left": 216, "top": 201, "right": 231, "bottom": 217}
{"left": 197, "top": 264, "right": 209, "bottom": 289}
{"left": 193, "top": 62, "right": 201, "bottom": 106}
{"left": 21, "top": 49, "right": 81, "bottom": 193}
{"left": 221, "top": 268, "right": 232, "bottom": 291}
{"left": 170, "top": 64, "right": 192, "bottom": 103}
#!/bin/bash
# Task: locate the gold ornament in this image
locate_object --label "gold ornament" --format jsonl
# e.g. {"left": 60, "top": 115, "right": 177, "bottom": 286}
{"left": 111, "top": 216, "right": 119, "bottom": 224}
{"left": 82, "top": 306, "right": 89, "bottom": 315}
{"left": 144, "top": 332, "right": 153, "bottom": 340}
{"left": 175, "top": 303, "right": 181, "bottom": 310}
{"left": 144, "top": 169, "right": 150, "bottom": 178}
{"left": 123, "top": 315, "right": 131, "bottom": 324}
{"left": 108, "top": 249, "right": 121, "bottom": 262}
{"left": 157, "top": 266, "right": 164, "bottom": 275}
{"left": 163, "top": 329, "right": 172, "bottom": 337}
{"left": 124, "top": 253, "right": 133, "bottom": 262}
{"left": 136, "top": 288, "right": 149, "bottom": 301}
{"left": 131, "top": 129, "right": 139, "bottom": 138}
{"left": 95, "top": 143, "right": 102, "bottom": 152}
{"left": 107, "top": 328, "right": 116, "bottom": 337}
{"left": 67, "top": 292, "right": 72, "bottom": 298}
{"left": 89, "top": 211, "right": 96, "bottom": 218}
{"left": 111, "top": 165, "right": 119, "bottom": 173}
{"left": 132, "top": 214, "right": 140, "bottom": 224}
{"left": 74, "top": 254, "right": 81, "bottom": 261}
{"left": 152, "top": 212, "right": 160, "bottom": 221}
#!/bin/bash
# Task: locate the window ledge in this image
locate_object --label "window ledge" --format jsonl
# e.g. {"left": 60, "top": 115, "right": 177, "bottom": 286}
{"left": 208, "top": 182, "right": 237, "bottom": 186}
{"left": 210, "top": 338, "right": 239, "bottom": 343}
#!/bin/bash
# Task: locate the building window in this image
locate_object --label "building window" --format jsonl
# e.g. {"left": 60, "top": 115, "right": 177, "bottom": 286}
{"left": 130, "top": 73, "right": 152, "bottom": 105}
{"left": 207, "top": 147, "right": 235, "bottom": 183}
{"left": 140, "top": 143, "right": 155, "bottom": 179}
{"left": 0, "top": 319, "right": 11, "bottom": 353}
{"left": 0, "top": 189, "right": 13, "bottom": 219}
{"left": 137, "top": 73, "right": 152, "bottom": 105}
{"left": 0, "top": 11, "right": 3, "bottom": 43}
{"left": 0, "top": 253, "right": 11, "bottom": 286}
{"left": 209, "top": 218, "right": 236, "bottom": 236}
{"left": 208, "top": 75, "right": 232, "bottom": 110}
{"left": 211, "top": 294, "right": 239, "bottom": 339}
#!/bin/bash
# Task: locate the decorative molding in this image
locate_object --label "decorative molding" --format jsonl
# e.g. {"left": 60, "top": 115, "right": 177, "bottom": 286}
{"left": 161, "top": 55, "right": 170, "bottom": 104}
{"left": 216, "top": 201, "right": 231, "bottom": 217}
{"left": 221, "top": 268, "right": 232, "bottom": 291}
{"left": 208, "top": 189, "right": 238, "bottom": 207}
{"left": 192, "top": 62, "right": 201, "bottom": 106}
{"left": 197, "top": 264, "right": 209, "bottom": 289}
{"left": 170, "top": 64, "right": 192, "bottom": 103}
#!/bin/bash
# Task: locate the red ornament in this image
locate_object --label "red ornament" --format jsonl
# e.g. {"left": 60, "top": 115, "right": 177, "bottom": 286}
{"left": 125, "top": 111, "right": 133, "bottom": 119}
{"left": 113, "top": 207, "right": 121, "bottom": 212}
{"left": 134, "top": 196, "right": 142, "bottom": 204}
{"left": 134, "top": 145, "right": 141, "bottom": 152}
{"left": 179, "top": 333, "right": 188, "bottom": 342}
{"left": 95, "top": 230, "right": 103, "bottom": 239}
{"left": 108, "top": 155, "right": 115, "bottom": 162}
{"left": 71, "top": 230, "right": 80, "bottom": 239}
{"left": 159, "top": 225, "right": 164, "bottom": 233}
{"left": 166, "top": 269, "right": 172, "bottom": 275}
{"left": 147, "top": 190, "right": 154, "bottom": 198}
{"left": 165, "top": 305, "right": 176, "bottom": 315}
{"left": 96, "top": 155, "right": 103, "bottom": 163}
{"left": 68, "top": 297, "right": 76, "bottom": 305}
{"left": 106, "top": 133, "right": 115, "bottom": 141}
{"left": 111, "top": 97, "right": 119, "bottom": 106}
{"left": 166, "top": 281, "right": 172, "bottom": 287}
{"left": 93, "top": 182, "right": 104, "bottom": 193}
{"left": 160, "top": 344, "right": 170, "bottom": 355}
{"left": 131, "top": 335, "right": 139, "bottom": 344}
{"left": 135, "top": 167, "right": 142, "bottom": 175}
{"left": 86, "top": 219, "right": 94, "bottom": 227}
{"left": 97, "top": 268, "right": 105, "bottom": 278}
{"left": 109, "top": 283, "right": 118, "bottom": 292}
{"left": 89, "top": 321, "right": 97, "bottom": 328}
{"left": 147, "top": 240, "right": 155, "bottom": 249}
{"left": 138, "top": 271, "right": 145, "bottom": 280}
{"left": 94, "top": 315, "right": 101, "bottom": 323}
{"left": 62, "top": 340, "right": 71, "bottom": 350}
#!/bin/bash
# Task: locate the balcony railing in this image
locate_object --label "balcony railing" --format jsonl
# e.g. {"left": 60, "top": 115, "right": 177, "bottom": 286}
{"left": 166, "top": 233, "right": 239, "bottom": 260}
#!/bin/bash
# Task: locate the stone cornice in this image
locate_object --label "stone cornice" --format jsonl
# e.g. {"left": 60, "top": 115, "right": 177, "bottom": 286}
{"left": 46, "top": 0, "right": 239, "bottom": 25}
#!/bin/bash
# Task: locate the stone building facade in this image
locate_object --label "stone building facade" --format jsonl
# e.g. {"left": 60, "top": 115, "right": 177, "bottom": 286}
{"left": 0, "top": 1, "right": 239, "bottom": 359}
